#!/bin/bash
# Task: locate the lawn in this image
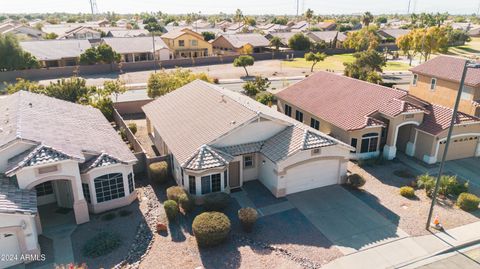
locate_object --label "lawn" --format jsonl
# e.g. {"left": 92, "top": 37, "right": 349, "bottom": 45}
{"left": 283, "top": 53, "right": 411, "bottom": 72}
{"left": 448, "top": 37, "right": 480, "bottom": 58}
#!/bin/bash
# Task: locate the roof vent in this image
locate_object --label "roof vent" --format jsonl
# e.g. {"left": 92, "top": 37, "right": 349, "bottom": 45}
{"left": 230, "top": 120, "right": 236, "bottom": 125}
{"left": 219, "top": 94, "right": 226, "bottom": 103}
{"left": 28, "top": 103, "right": 33, "bottom": 108}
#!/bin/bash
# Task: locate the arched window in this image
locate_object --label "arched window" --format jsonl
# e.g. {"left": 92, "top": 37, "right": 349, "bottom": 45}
{"left": 94, "top": 173, "right": 125, "bottom": 203}
{"left": 361, "top": 133, "right": 379, "bottom": 153}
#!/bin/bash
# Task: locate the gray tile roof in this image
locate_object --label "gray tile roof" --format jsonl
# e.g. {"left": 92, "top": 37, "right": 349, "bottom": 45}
{"left": 182, "top": 145, "right": 234, "bottom": 170}
{"left": 107, "top": 29, "right": 149, "bottom": 37}
{"left": 20, "top": 39, "right": 92, "bottom": 60}
{"left": 308, "top": 31, "right": 347, "bottom": 43}
{"left": 0, "top": 178, "right": 37, "bottom": 215}
{"left": 79, "top": 153, "right": 121, "bottom": 173}
{"left": 218, "top": 142, "right": 263, "bottom": 156}
{"left": 218, "top": 33, "right": 270, "bottom": 48}
{"left": 102, "top": 36, "right": 169, "bottom": 54}
{"left": 5, "top": 145, "right": 70, "bottom": 175}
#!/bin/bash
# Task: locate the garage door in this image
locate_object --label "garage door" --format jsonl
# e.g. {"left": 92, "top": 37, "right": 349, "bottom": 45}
{"left": 0, "top": 232, "right": 21, "bottom": 269}
{"left": 437, "top": 136, "right": 479, "bottom": 161}
{"left": 285, "top": 159, "right": 339, "bottom": 195}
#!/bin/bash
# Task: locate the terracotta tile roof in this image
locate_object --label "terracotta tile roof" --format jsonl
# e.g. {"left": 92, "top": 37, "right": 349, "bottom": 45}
{"left": 0, "top": 178, "right": 37, "bottom": 215}
{"left": 410, "top": 55, "right": 480, "bottom": 87}
{"left": 276, "top": 71, "right": 409, "bottom": 131}
{"left": 417, "top": 104, "right": 480, "bottom": 135}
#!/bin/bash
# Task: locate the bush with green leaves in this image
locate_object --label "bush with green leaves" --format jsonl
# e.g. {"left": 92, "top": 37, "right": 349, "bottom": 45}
{"left": 417, "top": 174, "right": 468, "bottom": 197}
{"left": 127, "top": 122, "right": 137, "bottom": 134}
{"left": 192, "top": 212, "right": 231, "bottom": 247}
{"left": 178, "top": 193, "right": 195, "bottom": 213}
{"left": 149, "top": 162, "right": 169, "bottom": 183}
{"left": 233, "top": 55, "right": 254, "bottom": 77}
{"left": 256, "top": 91, "right": 275, "bottom": 106}
{"left": 82, "top": 232, "right": 121, "bottom": 258}
{"left": 238, "top": 207, "right": 258, "bottom": 232}
{"left": 166, "top": 186, "right": 187, "bottom": 202}
{"left": 164, "top": 200, "right": 179, "bottom": 220}
{"left": 204, "top": 192, "right": 230, "bottom": 211}
{"left": 456, "top": 193, "right": 480, "bottom": 212}
{"left": 347, "top": 173, "right": 366, "bottom": 188}
{"left": 399, "top": 186, "right": 415, "bottom": 198}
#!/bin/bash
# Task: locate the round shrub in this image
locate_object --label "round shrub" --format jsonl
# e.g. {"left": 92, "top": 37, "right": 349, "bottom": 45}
{"left": 399, "top": 186, "right": 415, "bottom": 198}
{"left": 163, "top": 200, "right": 179, "bottom": 220}
{"left": 348, "top": 173, "right": 366, "bottom": 188}
{"left": 457, "top": 193, "right": 480, "bottom": 212}
{"left": 192, "top": 212, "right": 231, "bottom": 247}
{"left": 127, "top": 122, "right": 137, "bottom": 134}
{"left": 178, "top": 193, "right": 195, "bottom": 213}
{"left": 238, "top": 207, "right": 258, "bottom": 232}
{"left": 204, "top": 192, "right": 230, "bottom": 211}
{"left": 149, "top": 162, "right": 169, "bottom": 183}
{"left": 166, "top": 186, "right": 186, "bottom": 202}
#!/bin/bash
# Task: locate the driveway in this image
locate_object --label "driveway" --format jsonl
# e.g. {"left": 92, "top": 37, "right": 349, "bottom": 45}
{"left": 443, "top": 158, "right": 480, "bottom": 195}
{"left": 288, "top": 185, "right": 408, "bottom": 254}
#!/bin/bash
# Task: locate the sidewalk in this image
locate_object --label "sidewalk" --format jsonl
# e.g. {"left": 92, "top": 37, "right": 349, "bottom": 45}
{"left": 323, "top": 221, "right": 480, "bottom": 269}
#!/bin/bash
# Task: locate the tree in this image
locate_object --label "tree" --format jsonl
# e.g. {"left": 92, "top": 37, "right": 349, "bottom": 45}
{"left": 242, "top": 76, "right": 270, "bottom": 96}
{"left": 396, "top": 33, "right": 415, "bottom": 66}
{"left": 144, "top": 22, "right": 166, "bottom": 33}
{"left": 201, "top": 31, "right": 216, "bottom": 41}
{"left": 147, "top": 68, "right": 212, "bottom": 98}
{"left": 271, "top": 17, "right": 288, "bottom": 25}
{"left": 362, "top": 12, "right": 374, "bottom": 26}
{"left": 44, "top": 32, "right": 58, "bottom": 39}
{"left": 305, "top": 52, "right": 327, "bottom": 72}
{"left": 234, "top": 9, "right": 243, "bottom": 22}
{"left": 343, "top": 25, "right": 380, "bottom": 51}
{"left": 310, "top": 40, "right": 327, "bottom": 51}
{"left": 233, "top": 55, "right": 254, "bottom": 77}
{"left": 244, "top": 17, "right": 256, "bottom": 26}
{"left": 256, "top": 91, "right": 275, "bottom": 106}
{"left": 375, "top": 16, "right": 388, "bottom": 24}
{"left": 344, "top": 50, "right": 386, "bottom": 83}
{"left": 305, "top": 8, "right": 314, "bottom": 22}
{"left": 288, "top": 33, "right": 311, "bottom": 51}
{"left": 79, "top": 44, "right": 120, "bottom": 65}
{"left": 79, "top": 47, "right": 100, "bottom": 65}
{"left": 269, "top": 36, "right": 283, "bottom": 52}
{"left": 0, "top": 34, "right": 39, "bottom": 71}
{"left": 410, "top": 26, "right": 448, "bottom": 62}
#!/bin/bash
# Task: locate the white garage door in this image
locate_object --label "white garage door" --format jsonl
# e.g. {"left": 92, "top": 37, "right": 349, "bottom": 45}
{"left": 285, "top": 159, "right": 339, "bottom": 195}
{"left": 0, "top": 232, "right": 21, "bottom": 269}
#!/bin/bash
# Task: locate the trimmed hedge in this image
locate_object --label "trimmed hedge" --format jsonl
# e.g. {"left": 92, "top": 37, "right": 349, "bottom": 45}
{"left": 164, "top": 200, "right": 179, "bottom": 220}
{"left": 238, "top": 207, "right": 258, "bottom": 232}
{"left": 192, "top": 212, "right": 231, "bottom": 247}
{"left": 399, "top": 186, "right": 415, "bottom": 198}
{"left": 348, "top": 173, "right": 366, "bottom": 188}
{"left": 178, "top": 193, "right": 195, "bottom": 213}
{"left": 166, "top": 186, "right": 186, "bottom": 202}
{"left": 149, "top": 162, "right": 169, "bottom": 183}
{"left": 204, "top": 192, "right": 230, "bottom": 211}
{"left": 457, "top": 193, "right": 480, "bottom": 212}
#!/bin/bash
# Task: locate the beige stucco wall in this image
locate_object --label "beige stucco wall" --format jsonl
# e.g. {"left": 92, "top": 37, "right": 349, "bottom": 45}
{"left": 162, "top": 30, "right": 213, "bottom": 58}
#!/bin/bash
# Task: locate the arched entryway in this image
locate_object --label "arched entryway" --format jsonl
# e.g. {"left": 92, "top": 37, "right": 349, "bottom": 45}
{"left": 396, "top": 124, "right": 417, "bottom": 154}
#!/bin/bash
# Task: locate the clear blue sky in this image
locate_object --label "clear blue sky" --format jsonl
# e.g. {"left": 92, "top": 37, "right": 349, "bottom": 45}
{"left": 1, "top": 0, "right": 478, "bottom": 15}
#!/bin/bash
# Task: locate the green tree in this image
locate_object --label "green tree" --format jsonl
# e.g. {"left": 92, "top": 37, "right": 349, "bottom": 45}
{"left": 0, "top": 34, "right": 39, "bottom": 71}
{"left": 244, "top": 17, "right": 256, "bottom": 26}
{"left": 305, "top": 52, "right": 327, "bottom": 72}
{"left": 255, "top": 91, "right": 275, "bottom": 106}
{"left": 343, "top": 25, "right": 380, "bottom": 51}
{"left": 269, "top": 36, "right": 283, "bottom": 52}
{"left": 375, "top": 16, "right": 388, "bottom": 24}
{"left": 242, "top": 76, "right": 270, "bottom": 96}
{"left": 233, "top": 55, "right": 254, "bottom": 77}
{"left": 344, "top": 50, "right": 386, "bottom": 83}
{"left": 271, "top": 17, "right": 288, "bottom": 25}
{"left": 44, "top": 32, "right": 58, "bottom": 39}
{"left": 396, "top": 33, "right": 415, "bottom": 66}
{"left": 362, "top": 12, "right": 374, "bottom": 26}
{"left": 147, "top": 68, "right": 212, "bottom": 98}
{"left": 234, "top": 9, "right": 243, "bottom": 22}
{"left": 304, "top": 8, "right": 314, "bottom": 22}
{"left": 144, "top": 22, "right": 166, "bottom": 33}
{"left": 97, "top": 43, "right": 121, "bottom": 64}
{"left": 288, "top": 33, "right": 311, "bottom": 51}
{"left": 79, "top": 47, "right": 99, "bottom": 65}
{"left": 201, "top": 31, "right": 216, "bottom": 41}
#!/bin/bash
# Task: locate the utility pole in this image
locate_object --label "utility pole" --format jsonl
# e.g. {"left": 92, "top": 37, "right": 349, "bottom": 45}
{"left": 89, "top": 0, "right": 98, "bottom": 20}
{"left": 407, "top": 0, "right": 411, "bottom": 14}
{"left": 296, "top": 0, "right": 299, "bottom": 17}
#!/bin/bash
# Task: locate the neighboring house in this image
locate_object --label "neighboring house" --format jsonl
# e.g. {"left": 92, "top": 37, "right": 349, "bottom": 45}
{"left": 276, "top": 71, "right": 480, "bottom": 164}
{"left": 256, "top": 23, "right": 290, "bottom": 33}
{"left": 468, "top": 26, "right": 480, "bottom": 37}
{"left": 267, "top": 32, "right": 313, "bottom": 47}
{"left": 161, "top": 28, "right": 212, "bottom": 58}
{"left": 143, "top": 80, "right": 352, "bottom": 198}
{"left": 377, "top": 29, "right": 410, "bottom": 43}
{"left": 0, "top": 91, "right": 137, "bottom": 268}
{"left": 20, "top": 39, "right": 92, "bottom": 67}
{"left": 307, "top": 31, "right": 347, "bottom": 48}
{"left": 0, "top": 23, "right": 43, "bottom": 40}
{"left": 288, "top": 20, "right": 309, "bottom": 32}
{"left": 313, "top": 21, "right": 337, "bottom": 31}
{"left": 102, "top": 36, "right": 170, "bottom": 62}
{"left": 57, "top": 26, "right": 102, "bottom": 40}
{"left": 212, "top": 33, "right": 270, "bottom": 55}
{"left": 409, "top": 56, "right": 480, "bottom": 117}
{"left": 106, "top": 29, "right": 149, "bottom": 37}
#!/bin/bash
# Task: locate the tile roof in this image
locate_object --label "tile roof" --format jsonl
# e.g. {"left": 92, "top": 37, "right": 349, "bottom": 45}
{"left": 5, "top": 145, "right": 70, "bottom": 175}
{"left": 161, "top": 28, "right": 203, "bottom": 39}
{"left": 0, "top": 178, "right": 37, "bottom": 215}
{"left": 0, "top": 91, "right": 137, "bottom": 171}
{"left": 276, "top": 71, "right": 409, "bottom": 131}
{"left": 79, "top": 153, "right": 121, "bottom": 173}
{"left": 378, "top": 29, "right": 410, "bottom": 39}
{"left": 102, "top": 36, "right": 169, "bottom": 54}
{"left": 308, "top": 31, "right": 347, "bottom": 43}
{"left": 107, "top": 29, "right": 149, "bottom": 37}
{"left": 217, "top": 33, "right": 270, "bottom": 48}
{"left": 183, "top": 145, "right": 234, "bottom": 170}
{"left": 410, "top": 55, "right": 480, "bottom": 87}
{"left": 218, "top": 141, "right": 264, "bottom": 156}
{"left": 270, "top": 32, "right": 313, "bottom": 45}
{"left": 20, "top": 39, "right": 92, "bottom": 60}
{"left": 417, "top": 104, "right": 480, "bottom": 135}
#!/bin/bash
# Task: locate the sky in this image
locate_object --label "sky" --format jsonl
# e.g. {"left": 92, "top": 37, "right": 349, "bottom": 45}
{"left": 0, "top": 0, "right": 479, "bottom": 15}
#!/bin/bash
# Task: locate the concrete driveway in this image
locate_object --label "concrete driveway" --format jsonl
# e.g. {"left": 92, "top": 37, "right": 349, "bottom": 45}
{"left": 288, "top": 185, "right": 408, "bottom": 254}
{"left": 443, "top": 158, "right": 480, "bottom": 195}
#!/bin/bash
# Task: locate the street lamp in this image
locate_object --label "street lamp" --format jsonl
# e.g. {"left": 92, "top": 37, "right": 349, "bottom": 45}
{"left": 426, "top": 60, "right": 480, "bottom": 229}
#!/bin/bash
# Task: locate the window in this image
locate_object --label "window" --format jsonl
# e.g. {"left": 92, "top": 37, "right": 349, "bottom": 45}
{"left": 94, "top": 173, "right": 125, "bottom": 203}
{"left": 284, "top": 104, "right": 292, "bottom": 117}
{"left": 181, "top": 168, "right": 184, "bottom": 185}
{"left": 189, "top": 176, "right": 196, "bottom": 195}
{"left": 35, "top": 181, "right": 53, "bottom": 197}
{"left": 82, "top": 183, "right": 91, "bottom": 203}
{"left": 412, "top": 74, "right": 418, "bottom": 86}
{"left": 430, "top": 78, "right": 437, "bottom": 90}
{"left": 350, "top": 138, "right": 358, "bottom": 153}
{"left": 178, "top": 40, "right": 185, "bottom": 47}
{"left": 461, "top": 86, "right": 474, "bottom": 100}
{"left": 295, "top": 110, "right": 304, "bottom": 122}
{"left": 128, "top": 173, "right": 135, "bottom": 194}
{"left": 310, "top": 118, "right": 320, "bottom": 130}
{"left": 201, "top": 175, "right": 211, "bottom": 194}
{"left": 191, "top": 40, "right": 198, "bottom": 46}
{"left": 360, "top": 133, "right": 379, "bottom": 153}
{"left": 212, "top": 174, "right": 221, "bottom": 192}
{"left": 201, "top": 174, "right": 222, "bottom": 194}
{"left": 244, "top": 154, "right": 254, "bottom": 168}
{"left": 224, "top": 170, "right": 228, "bottom": 188}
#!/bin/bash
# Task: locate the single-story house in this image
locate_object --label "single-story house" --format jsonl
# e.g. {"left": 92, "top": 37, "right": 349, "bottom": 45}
{"left": 0, "top": 23, "right": 43, "bottom": 40}
{"left": 276, "top": 72, "right": 480, "bottom": 164}
{"left": 266, "top": 32, "right": 314, "bottom": 48}
{"left": 101, "top": 36, "right": 171, "bottom": 62}
{"left": 212, "top": 33, "right": 270, "bottom": 55}
{"left": 106, "top": 29, "right": 149, "bottom": 38}
{"left": 313, "top": 21, "right": 337, "bottom": 31}
{"left": 143, "top": 80, "right": 352, "bottom": 199}
{"left": 20, "top": 39, "right": 92, "bottom": 67}
{"left": 57, "top": 26, "right": 101, "bottom": 40}
{"left": 256, "top": 23, "right": 290, "bottom": 33}
{"left": 288, "top": 20, "right": 309, "bottom": 32}
{"left": 377, "top": 29, "right": 410, "bottom": 43}
{"left": 307, "top": 31, "right": 347, "bottom": 48}
{"left": 0, "top": 91, "right": 137, "bottom": 267}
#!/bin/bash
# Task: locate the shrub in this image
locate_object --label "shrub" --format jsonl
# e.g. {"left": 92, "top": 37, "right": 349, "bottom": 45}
{"left": 101, "top": 212, "right": 116, "bottom": 221}
{"left": 416, "top": 174, "right": 435, "bottom": 197}
{"left": 238, "top": 207, "right": 258, "bottom": 232}
{"left": 149, "top": 162, "right": 169, "bottom": 183}
{"left": 213, "top": 77, "right": 219, "bottom": 84}
{"left": 82, "top": 232, "right": 121, "bottom": 258}
{"left": 127, "top": 122, "right": 137, "bottom": 134}
{"left": 178, "top": 193, "right": 195, "bottom": 213}
{"left": 204, "top": 192, "right": 230, "bottom": 211}
{"left": 163, "top": 200, "right": 179, "bottom": 220}
{"left": 399, "top": 186, "right": 415, "bottom": 198}
{"left": 119, "top": 127, "right": 127, "bottom": 141}
{"left": 192, "top": 212, "right": 231, "bottom": 247}
{"left": 348, "top": 174, "right": 366, "bottom": 188}
{"left": 457, "top": 193, "right": 480, "bottom": 212}
{"left": 417, "top": 174, "right": 469, "bottom": 197}
{"left": 166, "top": 186, "right": 186, "bottom": 202}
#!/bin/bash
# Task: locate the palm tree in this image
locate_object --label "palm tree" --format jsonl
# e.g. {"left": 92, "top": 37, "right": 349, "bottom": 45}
{"left": 362, "top": 11, "right": 374, "bottom": 27}
{"left": 269, "top": 36, "right": 283, "bottom": 53}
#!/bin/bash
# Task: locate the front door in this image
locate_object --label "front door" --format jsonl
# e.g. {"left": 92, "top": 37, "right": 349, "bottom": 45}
{"left": 55, "top": 180, "right": 74, "bottom": 208}
{"left": 229, "top": 161, "right": 241, "bottom": 188}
